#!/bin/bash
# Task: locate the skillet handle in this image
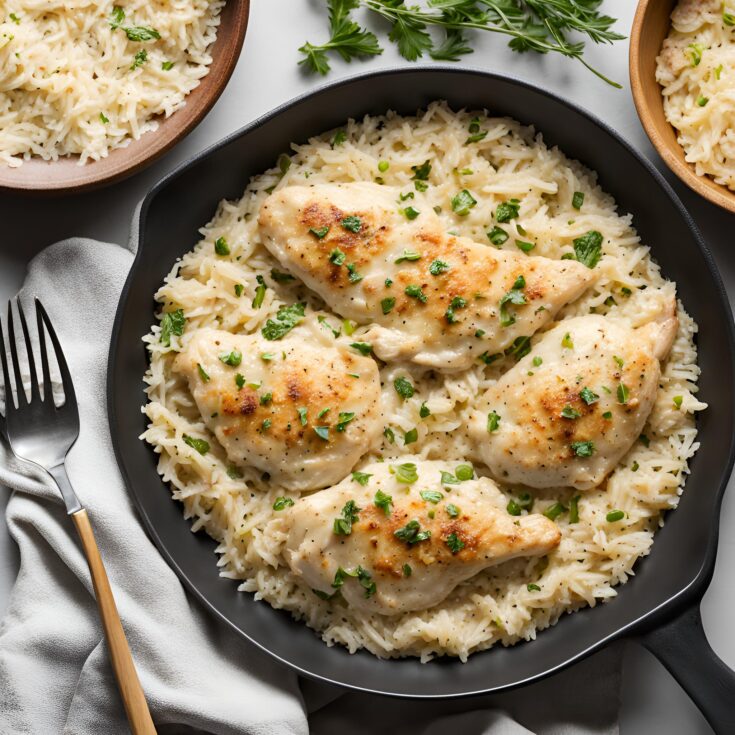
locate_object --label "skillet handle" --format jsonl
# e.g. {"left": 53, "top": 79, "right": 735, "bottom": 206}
{"left": 641, "top": 603, "right": 735, "bottom": 734}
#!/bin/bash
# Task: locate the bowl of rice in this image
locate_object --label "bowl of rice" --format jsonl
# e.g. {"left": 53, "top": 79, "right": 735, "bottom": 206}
{"left": 0, "top": 0, "right": 249, "bottom": 194}
{"left": 631, "top": 0, "right": 735, "bottom": 213}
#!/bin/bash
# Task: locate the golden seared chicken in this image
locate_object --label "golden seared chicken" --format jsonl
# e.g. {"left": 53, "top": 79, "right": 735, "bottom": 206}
{"left": 469, "top": 302, "right": 678, "bottom": 490}
{"left": 258, "top": 183, "right": 597, "bottom": 371}
{"left": 283, "top": 460, "right": 561, "bottom": 615}
{"left": 173, "top": 329, "right": 383, "bottom": 490}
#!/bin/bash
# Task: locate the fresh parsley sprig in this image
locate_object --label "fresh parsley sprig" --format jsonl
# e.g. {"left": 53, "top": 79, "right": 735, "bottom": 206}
{"left": 300, "top": 0, "right": 624, "bottom": 87}
{"left": 299, "top": 0, "right": 383, "bottom": 75}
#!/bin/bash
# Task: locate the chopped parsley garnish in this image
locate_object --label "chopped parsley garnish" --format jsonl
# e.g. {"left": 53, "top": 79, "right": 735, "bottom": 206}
{"left": 197, "top": 363, "right": 210, "bottom": 382}
{"left": 381, "top": 297, "right": 396, "bottom": 314}
{"left": 314, "top": 426, "right": 329, "bottom": 441}
{"left": 226, "top": 465, "right": 243, "bottom": 479}
{"left": 572, "top": 191, "right": 585, "bottom": 210}
{"left": 505, "top": 335, "right": 532, "bottom": 361}
{"left": 466, "top": 130, "right": 487, "bottom": 144}
{"left": 445, "top": 532, "right": 465, "bottom": 554}
{"left": 419, "top": 402, "right": 431, "bottom": 418}
{"left": 543, "top": 502, "right": 567, "bottom": 521}
{"left": 374, "top": 489, "right": 393, "bottom": 514}
{"left": 260, "top": 418, "right": 272, "bottom": 432}
{"left": 162, "top": 60, "right": 174, "bottom": 70}
{"left": 673, "top": 395, "right": 683, "bottom": 409}
{"left": 455, "top": 464, "right": 473, "bottom": 481}
{"left": 317, "top": 408, "right": 330, "bottom": 419}
{"left": 318, "top": 315, "right": 341, "bottom": 337}
{"left": 341, "top": 215, "right": 362, "bottom": 233}
{"left": 183, "top": 435, "right": 209, "bottom": 455}
{"left": 346, "top": 264, "right": 363, "bottom": 283}
{"left": 297, "top": 407, "right": 308, "bottom": 426}
{"left": 571, "top": 440, "right": 595, "bottom": 457}
{"left": 580, "top": 387, "right": 599, "bottom": 405}
{"left": 573, "top": 230, "right": 603, "bottom": 268}
{"left": 686, "top": 42, "right": 704, "bottom": 67}
{"left": 9, "top": 12, "right": 20, "bottom": 23}
{"left": 561, "top": 332, "right": 574, "bottom": 349}
{"left": 394, "top": 519, "right": 431, "bottom": 546}
{"left": 378, "top": 160, "right": 389, "bottom": 172}
{"left": 385, "top": 278, "right": 393, "bottom": 287}
{"left": 487, "top": 226, "right": 509, "bottom": 246}
{"left": 260, "top": 393, "right": 273, "bottom": 405}
{"left": 219, "top": 349, "right": 242, "bottom": 367}
{"left": 602, "top": 411, "right": 612, "bottom": 419}
{"left": 499, "top": 275, "right": 527, "bottom": 327}
{"left": 402, "top": 206, "right": 420, "bottom": 220}
{"left": 331, "top": 129, "right": 347, "bottom": 147}
{"left": 356, "top": 566, "right": 376, "bottom": 597}
{"left": 403, "top": 563, "right": 412, "bottom": 577}
{"left": 697, "top": 96, "right": 709, "bottom": 107}
{"left": 446, "top": 503, "right": 460, "bottom": 518}
{"left": 336, "top": 412, "right": 355, "bottom": 432}
{"left": 213, "top": 237, "right": 230, "bottom": 256}
{"left": 451, "top": 189, "right": 477, "bottom": 215}
{"left": 479, "top": 351, "right": 502, "bottom": 365}
{"left": 617, "top": 383, "right": 629, "bottom": 404}
{"left": 404, "top": 427, "right": 418, "bottom": 444}
{"left": 569, "top": 495, "right": 581, "bottom": 523}
{"left": 390, "top": 462, "right": 418, "bottom": 484}
{"left": 411, "top": 160, "right": 431, "bottom": 181}
{"left": 160, "top": 309, "right": 185, "bottom": 347}
{"left": 271, "top": 268, "right": 296, "bottom": 283}
{"left": 234, "top": 283, "right": 244, "bottom": 298}
{"left": 235, "top": 373, "right": 245, "bottom": 389}
{"left": 429, "top": 259, "right": 450, "bottom": 275}
{"left": 561, "top": 405, "right": 581, "bottom": 419}
{"left": 273, "top": 497, "right": 295, "bottom": 511}
{"left": 495, "top": 198, "right": 520, "bottom": 223}
{"left": 405, "top": 284, "right": 427, "bottom": 303}
{"left": 445, "top": 295, "right": 467, "bottom": 324}
{"left": 527, "top": 583, "right": 541, "bottom": 592}
{"left": 394, "top": 376, "right": 415, "bottom": 399}
{"left": 420, "top": 489, "right": 443, "bottom": 504}
{"left": 99, "top": 112, "right": 109, "bottom": 124}
{"left": 487, "top": 410, "right": 501, "bottom": 433}
{"left": 441, "top": 471, "right": 460, "bottom": 486}
{"left": 395, "top": 249, "right": 421, "bottom": 263}
{"left": 252, "top": 275, "right": 267, "bottom": 309}
{"left": 613, "top": 355, "right": 624, "bottom": 368}
{"left": 515, "top": 240, "right": 535, "bottom": 253}
{"left": 532, "top": 356, "right": 543, "bottom": 367}
{"left": 329, "top": 248, "right": 346, "bottom": 265}
{"left": 310, "top": 226, "right": 330, "bottom": 239}
{"left": 350, "top": 342, "right": 372, "bottom": 355}
{"left": 343, "top": 319, "right": 356, "bottom": 335}
{"left": 606, "top": 509, "right": 625, "bottom": 522}
{"left": 507, "top": 499, "right": 522, "bottom": 516}
{"left": 352, "top": 471, "right": 372, "bottom": 486}
{"left": 640, "top": 434, "right": 650, "bottom": 447}
{"left": 333, "top": 500, "right": 361, "bottom": 535}
{"left": 261, "top": 302, "right": 305, "bottom": 340}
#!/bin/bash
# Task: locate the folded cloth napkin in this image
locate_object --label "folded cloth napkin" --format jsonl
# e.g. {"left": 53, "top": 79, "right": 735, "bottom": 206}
{"left": 0, "top": 237, "right": 622, "bottom": 735}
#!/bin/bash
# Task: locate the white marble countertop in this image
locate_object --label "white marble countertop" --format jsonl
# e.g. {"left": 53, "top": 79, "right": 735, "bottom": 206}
{"left": 1, "top": 1, "right": 734, "bottom": 731}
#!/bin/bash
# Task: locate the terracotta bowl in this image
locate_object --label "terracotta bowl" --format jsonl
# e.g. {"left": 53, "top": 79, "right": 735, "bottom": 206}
{"left": 0, "top": 0, "right": 249, "bottom": 195}
{"left": 630, "top": 0, "right": 735, "bottom": 213}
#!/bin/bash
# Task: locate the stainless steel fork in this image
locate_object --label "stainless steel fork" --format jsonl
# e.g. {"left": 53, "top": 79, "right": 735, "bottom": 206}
{"left": 0, "top": 298, "right": 156, "bottom": 735}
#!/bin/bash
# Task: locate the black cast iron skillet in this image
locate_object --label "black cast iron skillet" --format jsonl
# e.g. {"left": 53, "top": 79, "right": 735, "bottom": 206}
{"left": 108, "top": 68, "right": 735, "bottom": 732}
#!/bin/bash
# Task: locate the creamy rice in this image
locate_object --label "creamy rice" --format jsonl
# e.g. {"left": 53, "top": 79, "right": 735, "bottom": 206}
{"left": 0, "top": 0, "right": 223, "bottom": 167}
{"left": 656, "top": 0, "right": 735, "bottom": 190}
{"left": 142, "top": 102, "right": 705, "bottom": 661}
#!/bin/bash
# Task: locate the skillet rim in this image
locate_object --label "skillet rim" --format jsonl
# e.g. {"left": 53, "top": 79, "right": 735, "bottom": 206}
{"left": 108, "top": 65, "right": 735, "bottom": 698}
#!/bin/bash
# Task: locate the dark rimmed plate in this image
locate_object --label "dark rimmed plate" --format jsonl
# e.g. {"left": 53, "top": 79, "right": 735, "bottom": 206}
{"left": 107, "top": 68, "right": 735, "bottom": 725}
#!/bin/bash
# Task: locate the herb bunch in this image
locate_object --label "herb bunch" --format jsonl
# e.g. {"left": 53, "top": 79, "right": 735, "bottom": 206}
{"left": 299, "top": 0, "right": 624, "bottom": 87}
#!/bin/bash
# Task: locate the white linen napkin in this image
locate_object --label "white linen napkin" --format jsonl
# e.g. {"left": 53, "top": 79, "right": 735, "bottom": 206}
{"left": 0, "top": 237, "right": 622, "bottom": 735}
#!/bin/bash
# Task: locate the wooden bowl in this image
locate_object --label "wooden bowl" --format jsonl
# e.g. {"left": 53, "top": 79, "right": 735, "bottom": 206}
{"left": 630, "top": 0, "right": 735, "bottom": 213}
{"left": 0, "top": 0, "right": 250, "bottom": 196}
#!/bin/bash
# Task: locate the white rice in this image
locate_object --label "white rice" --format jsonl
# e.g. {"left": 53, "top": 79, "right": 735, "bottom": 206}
{"left": 141, "top": 102, "right": 706, "bottom": 662}
{"left": 0, "top": 0, "right": 223, "bottom": 167}
{"left": 656, "top": 0, "right": 735, "bottom": 189}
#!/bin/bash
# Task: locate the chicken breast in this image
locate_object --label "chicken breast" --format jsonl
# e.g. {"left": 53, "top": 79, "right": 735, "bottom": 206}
{"left": 172, "top": 329, "right": 383, "bottom": 490}
{"left": 469, "top": 302, "right": 678, "bottom": 490}
{"left": 258, "top": 183, "right": 598, "bottom": 371}
{"left": 283, "top": 460, "right": 561, "bottom": 615}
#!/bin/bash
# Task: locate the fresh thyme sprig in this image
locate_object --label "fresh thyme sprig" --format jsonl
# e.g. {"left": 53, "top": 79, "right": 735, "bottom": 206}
{"left": 300, "top": 0, "right": 624, "bottom": 87}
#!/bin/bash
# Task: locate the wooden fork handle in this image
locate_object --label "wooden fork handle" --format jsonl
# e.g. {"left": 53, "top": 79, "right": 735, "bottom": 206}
{"left": 72, "top": 509, "right": 157, "bottom": 734}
